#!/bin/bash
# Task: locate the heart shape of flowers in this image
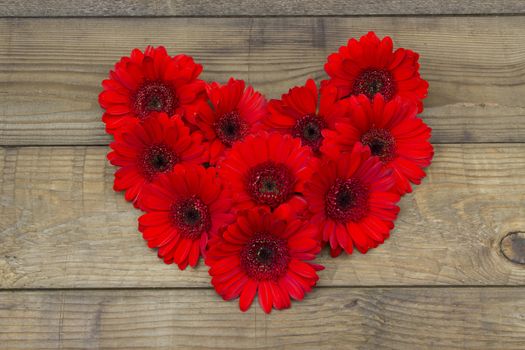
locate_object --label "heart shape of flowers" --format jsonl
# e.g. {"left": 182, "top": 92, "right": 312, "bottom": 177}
{"left": 99, "top": 31, "right": 433, "bottom": 314}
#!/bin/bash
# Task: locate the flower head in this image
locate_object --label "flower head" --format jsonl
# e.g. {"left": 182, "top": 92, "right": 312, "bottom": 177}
{"left": 304, "top": 143, "right": 400, "bottom": 256}
{"left": 218, "top": 132, "right": 315, "bottom": 213}
{"left": 206, "top": 207, "right": 323, "bottom": 313}
{"left": 108, "top": 113, "right": 206, "bottom": 208}
{"left": 99, "top": 46, "right": 204, "bottom": 134}
{"left": 324, "top": 32, "right": 428, "bottom": 112}
{"left": 266, "top": 79, "right": 348, "bottom": 153}
{"left": 194, "top": 78, "right": 267, "bottom": 163}
{"left": 139, "top": 164, "right": 235, "bottom": 270}
{"left": 322, "top": 94, "right": 433, "bottom": 195}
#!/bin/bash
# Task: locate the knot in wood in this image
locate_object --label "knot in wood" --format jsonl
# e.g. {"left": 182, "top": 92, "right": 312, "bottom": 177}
{"left": 500, "top": 231, "right": 525, "bottom": 264}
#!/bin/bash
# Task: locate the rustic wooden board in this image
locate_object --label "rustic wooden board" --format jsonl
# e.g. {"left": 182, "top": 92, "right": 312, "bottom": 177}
{"left": 1, "top": 144, "right": 524, "bottom": 288}
{"left": 1, "top": 17, "right": 525, "bottom": 145}
{"left": 2, "top": 0, "right": 524, "bottom": 17}
{"left": 1, "top": 288, "right": 525, "bottom": 349}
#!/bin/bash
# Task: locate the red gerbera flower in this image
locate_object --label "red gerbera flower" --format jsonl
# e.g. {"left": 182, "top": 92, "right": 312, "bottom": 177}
{"left": 138, "top": 164, "right": 235, "bottom": 270}
{"left": 266, "top": 79, "right": 348, "bottom": 154}
{"left": 99, "top": 46, "right": 204, "bottom": 134}
{"left": 218, "top": 132, "right": 315, "bottom": 213}
{"left": 107, "top": 113, "right": 206, "bottom": 209}
{"left": 194, "top": 78, "right": 267, "bottom": 163}
{"left": 322, "top": 94, "right": 433, "bottom": 195}
{"left": 304, "top": 142, "right": 400, "bottom": 256}
{"left": 324, "top": 31, "right": 428, "bottom": 112}
{"left": 206, "top": 207, "right": 323, "bottom": 313}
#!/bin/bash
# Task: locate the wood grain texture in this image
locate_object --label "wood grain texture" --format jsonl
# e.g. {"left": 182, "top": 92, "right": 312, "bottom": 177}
{"left": 1, "top": 288, "right": 525, "bottom": 349}
{"left": 1, "top": 144, "right": 524, "bottom": 288}
{"left": 2, "top": 0, "right": 525, "bottom": 17}
{"left": 1, "top": 17, "right": 525, "bottom": 145}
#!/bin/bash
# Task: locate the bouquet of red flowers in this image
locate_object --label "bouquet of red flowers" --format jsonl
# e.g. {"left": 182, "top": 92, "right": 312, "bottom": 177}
{"left": 99, "top": 32, "right": 433, "bottom": 314}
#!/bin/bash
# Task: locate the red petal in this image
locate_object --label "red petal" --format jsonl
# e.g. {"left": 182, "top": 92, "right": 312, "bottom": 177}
{"left": 239, "top": 279, "right": 258, "bottom": 312}
{"left": 258, "top": 281, "right": 273, "bottom": 314}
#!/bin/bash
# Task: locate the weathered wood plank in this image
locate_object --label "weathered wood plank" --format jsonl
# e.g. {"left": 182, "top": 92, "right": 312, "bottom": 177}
{"left": 1, "top": 288, "right": 525, "bottom": 349}
{"left": 2, "top": 0, "right": 524, "bottom": 17}
{"left": 1, "top": 17, "right": 525, "bottom": 145}
{"left": 1, "top": 144, "right": 524, "bottom": 288}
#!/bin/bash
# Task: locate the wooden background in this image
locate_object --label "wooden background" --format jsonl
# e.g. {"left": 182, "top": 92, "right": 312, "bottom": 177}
{"left": 1, "top": 1, "right": 525, "bottom": 349}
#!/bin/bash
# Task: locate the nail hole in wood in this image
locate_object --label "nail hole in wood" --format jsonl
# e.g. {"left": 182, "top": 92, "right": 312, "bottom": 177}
{"left": 500, "top": 231, "right": 525, "bottom": 265}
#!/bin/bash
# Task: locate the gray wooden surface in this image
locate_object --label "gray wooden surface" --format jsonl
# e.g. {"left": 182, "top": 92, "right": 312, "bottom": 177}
{"left": 1, "top": 0, "right": 524, "bottom": 16}
{"left": 1, "top": 288, "right": 525, "bottom": 349}
{"left": 0, "top": 1, "right": 524, "bottom": 349}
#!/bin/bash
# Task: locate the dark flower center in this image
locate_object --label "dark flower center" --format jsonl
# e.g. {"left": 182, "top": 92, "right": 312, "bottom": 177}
{"left": 245, "top": 161, "right": 295, "bottom": 208}
{"left": 352, "top": 69, "right": 396, "bottom": 100}
{"left": 138, "top": 144, "right": 178, "bottom": 181}
{"left": 325, "top": 178, "right": 369, "bottom": 223}
{"left": 240, "top": 233, "right": 290, "bottom": 281}
{"left": 171, "top": 196, "right": 211, "bottom": 240}
{"left": 360, "top": 128, "right": 396, "bottom": 162}
{"left": 133, "top": 80, "right": 177, "bottom": 119}
{"left": 292, "top": 114, "right": 327, "bottom": 152}
{"left": 214, "top": 111, "right": 249, "bottom": 147}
